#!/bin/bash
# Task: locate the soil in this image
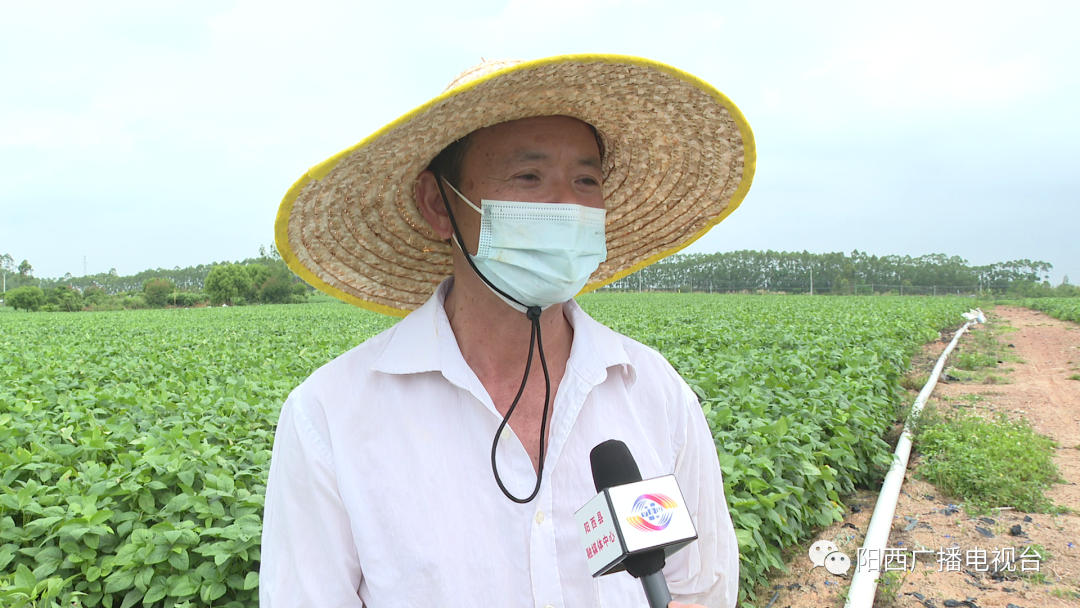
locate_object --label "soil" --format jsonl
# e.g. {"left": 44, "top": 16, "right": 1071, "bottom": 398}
{"left": 756, "top": 306, "right": 1080, "bottom": 608}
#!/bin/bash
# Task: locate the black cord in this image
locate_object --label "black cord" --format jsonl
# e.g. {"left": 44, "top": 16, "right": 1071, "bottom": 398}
{"left": 435, "top": 175, "right": 552, "bottom": 504}
{"left": 435, "top": 176, "right": 522, "bottom": 310}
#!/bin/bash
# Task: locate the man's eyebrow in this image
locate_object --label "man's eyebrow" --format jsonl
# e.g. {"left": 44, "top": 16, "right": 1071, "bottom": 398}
{"left": 507, "top": 150, "right": 548, "bottom": 164}
{"left": 577, "top": 156, "right": 602, "bottom": 169}
{"left": 506, "top": 149, "right": 602, "bottom": 169}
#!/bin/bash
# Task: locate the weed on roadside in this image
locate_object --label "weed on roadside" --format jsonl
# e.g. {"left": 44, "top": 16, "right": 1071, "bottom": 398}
{"left": 913, "top": 410, "right": 1061, "bottom": 515}
{"left": 900, "top": 372, "right": 930, "bottom": 392}
{"left": 1049, "top": 586, "right": 1080, "bottom": 600}
{"left": 955, "top": 350, "right": 998, "bottom": 371}
{"left": 872, "top": 569, "right": 907, "bottom": 608}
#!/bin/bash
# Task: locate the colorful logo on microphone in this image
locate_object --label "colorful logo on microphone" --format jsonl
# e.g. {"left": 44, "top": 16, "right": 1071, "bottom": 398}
{"left": 625, "top": 493, "right": 678, "bottom": 532}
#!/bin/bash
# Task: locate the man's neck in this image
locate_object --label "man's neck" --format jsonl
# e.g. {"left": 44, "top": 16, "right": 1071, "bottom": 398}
{"left": 443, "top": 272, "right": 575, "bottom": 384}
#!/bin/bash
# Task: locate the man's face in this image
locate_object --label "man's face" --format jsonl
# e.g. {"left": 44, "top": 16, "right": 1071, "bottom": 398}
{"left": 416, "top": 115, "right": 606, "bottom": 254}
{"left": 450, "top": 116, "right": 605, "bottom": 236}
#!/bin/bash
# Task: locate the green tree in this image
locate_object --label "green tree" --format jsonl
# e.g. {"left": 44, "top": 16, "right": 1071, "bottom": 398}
{"left": 204, "top": 264, "right": 251, "bottom": 305}
{"left": 143, "top": 278, "right": 176, "bottom": 308}
{"left": 259, "top": 243, "right": 283, "bottom": 261}
{"left": 8, "top": 286, "right": 45, "bottom": 311}
{"left": 292, "top": 282, "right": 309, "bottom": 300}
{"left": 246, "top": 264, "right": 272, "bottom": 297}
{"left": 83, "top": 285, "right": 107, "bottom": 307}
{"left": 1, "top": 253, "right": 14, "bottom": 301}
{"left": 258, "top": 276, "right": 291, "bottom": 303}
{"left": 49, "top": 285, "right": 83, "bottom": 311}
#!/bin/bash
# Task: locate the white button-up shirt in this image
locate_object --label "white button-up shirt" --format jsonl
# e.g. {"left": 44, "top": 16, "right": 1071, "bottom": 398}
{"left": 260, "top": 280, "right": 739, "bottom": 607}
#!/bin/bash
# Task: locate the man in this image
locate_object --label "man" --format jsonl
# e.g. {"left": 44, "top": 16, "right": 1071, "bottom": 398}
{"left": 261, "top": 55, "right": 755, "bottom": 607}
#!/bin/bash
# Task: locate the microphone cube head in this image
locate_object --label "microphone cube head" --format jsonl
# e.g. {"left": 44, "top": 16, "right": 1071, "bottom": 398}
{"left": 575, "top": 475, "right": 698, "bottom": 577}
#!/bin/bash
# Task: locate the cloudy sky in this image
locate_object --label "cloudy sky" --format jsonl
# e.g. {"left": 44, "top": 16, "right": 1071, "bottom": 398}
{"left": 2, "top": 0, "right": 1077, "bottom": 283}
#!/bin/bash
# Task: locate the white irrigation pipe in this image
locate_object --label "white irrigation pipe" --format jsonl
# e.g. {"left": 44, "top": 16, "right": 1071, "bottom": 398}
{"left": 843, "top": 320, "right": 975, "bottom": 608}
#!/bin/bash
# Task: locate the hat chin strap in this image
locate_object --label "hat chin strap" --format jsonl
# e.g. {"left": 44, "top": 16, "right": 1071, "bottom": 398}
{"left": 436, "top": 175, "right": 551, "bottom": 505}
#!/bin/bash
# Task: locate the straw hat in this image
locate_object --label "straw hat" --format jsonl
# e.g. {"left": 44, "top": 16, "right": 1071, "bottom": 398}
{"left": 275, "top": 54, "right": 756, "bottom": 317}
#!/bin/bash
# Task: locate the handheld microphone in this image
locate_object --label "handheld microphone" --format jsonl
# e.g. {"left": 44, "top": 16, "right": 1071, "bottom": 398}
{"left": 577, "top": 440, "right": 698, "bottom": 608}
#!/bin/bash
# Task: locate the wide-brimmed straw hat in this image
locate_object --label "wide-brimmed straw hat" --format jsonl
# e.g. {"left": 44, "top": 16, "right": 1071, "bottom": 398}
{"left": 275, "top": 54, "right": 756, "bottom": 317}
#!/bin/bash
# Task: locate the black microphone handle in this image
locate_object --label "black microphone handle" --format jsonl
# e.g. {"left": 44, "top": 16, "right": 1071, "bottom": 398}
{"left": 589, "top": 440, "right": 673, "bottom": 607}
{"left": 639, "top": 569, "right": 673, "bottom": 608}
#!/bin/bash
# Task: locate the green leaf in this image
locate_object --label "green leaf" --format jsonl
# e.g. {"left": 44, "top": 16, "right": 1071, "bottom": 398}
{"left": 25, "top": 515, "right": 63, "bottom": 534}
{"left": 243, "top": 570, "right": 259, "bottom": 590}
{"left": 163, "top": 494, "right": 190, "bottom": 515}
{"left": 43, "top": 575, "right": 65, "bottom": 599}
{"left": 201, "top": 580, "right": 228, "bottom": 602}
{"left": 737, "top": 512, "right": 762, "bottom": 530}
{"left": 178, "top": 468, "right": 195, "bottom": 487}
{"left": 137, "top": 492, "right": 156, "bottom": 513}
{"left": 104, "top": 569, "right": 136, "bottom": 594}
{"left": 89, "top": 509, "right": 114, "bottom": 526}
{"left": 135, "top": 566, "right": 155, "bottom": 590}
{"left": 0, "top": 545, "right": 16, "bottom": 571}
{"left": 144, "top": 583, "right": 168, "bottom": 604}
{"left": 146, "top": 543, "right": 171, "bottom": 565}
{"left": 119, "top": 588, "right": 144, "bottom": 608}
{"left": 169, "top": 548, "right": 190, "bottom": 570}
{"left": 167, "top": 574, "right": 199, "bottom": 597}
{"left": 209, "top": 501, "right": 225, "bottom": 519}
{"left": 34, "top": 545, "right": 62, "bottom": 567}
{"left": 14, "top": 562, "right": 37, "bottom": 590}
{"left": 733, "top": 528, "right": 754, "bottom": 550}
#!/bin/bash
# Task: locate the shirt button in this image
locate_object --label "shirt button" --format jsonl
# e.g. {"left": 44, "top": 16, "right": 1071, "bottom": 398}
{"left": 535, "top": 511, "right": 545, "bottom": 524}
{"left": 544, "top": 605, "right": 555, "bottom": 608}
{"left": 501, "top": 428, "right": 511, "bottom": 440}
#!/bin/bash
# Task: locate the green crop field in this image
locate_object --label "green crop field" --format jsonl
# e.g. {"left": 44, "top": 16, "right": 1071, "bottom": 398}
{"left": 0, "top": 294, "right": 971, "bottom": 607}
{"left": 1021, "top": 297, "right": 1080, "bottom": 323}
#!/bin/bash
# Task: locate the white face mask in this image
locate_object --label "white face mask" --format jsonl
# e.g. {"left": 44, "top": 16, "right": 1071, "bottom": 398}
{"left": 444, "top": 180, "right": 607, "bottom": 310}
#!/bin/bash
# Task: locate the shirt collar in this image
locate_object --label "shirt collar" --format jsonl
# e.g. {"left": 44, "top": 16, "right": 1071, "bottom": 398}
{"left": 371, "top": 278, "right": 637, "bottom": 388}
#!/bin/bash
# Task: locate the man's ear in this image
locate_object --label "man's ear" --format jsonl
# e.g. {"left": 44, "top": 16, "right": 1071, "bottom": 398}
{"left": 415, "top": 170, "right": 453, "bottom": 241}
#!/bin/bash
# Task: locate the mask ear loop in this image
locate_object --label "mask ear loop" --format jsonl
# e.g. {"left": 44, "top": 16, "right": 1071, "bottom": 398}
{"left": 435, "top": 174, "right": 551, "bottom": 504}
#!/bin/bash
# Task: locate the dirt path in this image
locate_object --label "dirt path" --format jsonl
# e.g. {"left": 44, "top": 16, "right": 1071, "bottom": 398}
{"left": 759, "top": 306, "right": 1080, "bottom": 608}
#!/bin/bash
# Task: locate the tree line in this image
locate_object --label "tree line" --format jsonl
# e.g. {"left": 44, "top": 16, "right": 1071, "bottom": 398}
{"left": 2, "top": 246, "right": 312, "bottom": 312}
{"left": 3, "top": 248, "right": 1075, "bottom": 312}
{"left": 603, "top": 250, "right": 1072, "bottom": 296}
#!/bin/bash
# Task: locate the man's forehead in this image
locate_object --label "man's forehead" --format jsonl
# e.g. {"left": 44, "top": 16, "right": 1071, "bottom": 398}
{"left": 466, "top": 116, "right": 603, "bottom": 166}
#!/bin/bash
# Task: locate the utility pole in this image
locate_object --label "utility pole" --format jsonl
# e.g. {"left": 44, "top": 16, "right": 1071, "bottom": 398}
{"left": 809, "top": 267, "right": 814, "bottom": 296}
